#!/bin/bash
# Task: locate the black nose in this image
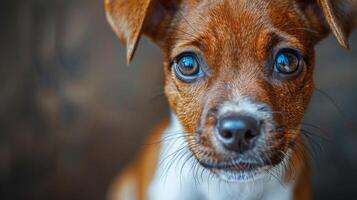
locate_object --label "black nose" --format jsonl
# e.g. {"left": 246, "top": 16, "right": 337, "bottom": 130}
{"left": 217, "top": 115, "right": 261, "bottom": 153}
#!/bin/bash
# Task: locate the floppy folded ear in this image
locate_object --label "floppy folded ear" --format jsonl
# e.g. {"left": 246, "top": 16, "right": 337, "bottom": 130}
{"left": 105, "top": 0, "right": 178, "bottom": 64}
{"left": 105, "top": 0, "right": 153, "bottom": 64}
{"left": 304, "top": 0, "right": 357, "bottom": 48}
{"left": 318, "top": 0, "right": 357, "bottom": 48}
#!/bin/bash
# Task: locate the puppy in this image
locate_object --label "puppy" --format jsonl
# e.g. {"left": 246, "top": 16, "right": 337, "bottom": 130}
{"left": 105, "top": 0, "right": 357, "bottom": 199}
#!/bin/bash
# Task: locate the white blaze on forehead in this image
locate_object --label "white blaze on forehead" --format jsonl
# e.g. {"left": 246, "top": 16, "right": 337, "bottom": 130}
{"left": 218, "top": 95, "right": 270, "bottom": 120}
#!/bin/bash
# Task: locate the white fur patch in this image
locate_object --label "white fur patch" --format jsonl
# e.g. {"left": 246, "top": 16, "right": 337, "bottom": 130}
{"left": 218, "top": 96, "right": 269, "bottom": 120}
{"left": 148, "top": 113, "right": 202, "bottom": 200}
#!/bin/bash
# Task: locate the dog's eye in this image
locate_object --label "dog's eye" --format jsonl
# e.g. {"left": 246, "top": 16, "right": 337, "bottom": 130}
{"left": 275, "top": 52, "right": 299, "bottom": 73}
{"left": 173, "top": 53, "right": 201, "bottom": 82}
{"left": 274, "top": 50, "right": 304, "bottom": 79}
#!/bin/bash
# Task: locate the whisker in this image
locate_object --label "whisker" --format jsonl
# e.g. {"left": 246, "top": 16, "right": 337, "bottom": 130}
{"left": 315, "top": 87, "right": 356, "bottom": 129}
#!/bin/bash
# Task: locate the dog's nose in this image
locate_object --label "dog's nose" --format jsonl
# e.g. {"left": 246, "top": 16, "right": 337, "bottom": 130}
{"left": 217, "top": 115, "right": 261, "bottom": 153}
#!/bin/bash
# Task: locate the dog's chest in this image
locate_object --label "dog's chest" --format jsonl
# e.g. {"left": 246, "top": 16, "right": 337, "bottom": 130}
{"left": 148, "top": 114, "right": 294, "bottom": 200}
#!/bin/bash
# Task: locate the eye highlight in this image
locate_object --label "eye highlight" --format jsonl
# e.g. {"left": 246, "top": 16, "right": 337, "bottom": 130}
{"left": 273, "top": 49, "right": 304, "bottom": 80}
{"left": 172, "top": 52, "right": 202, "bottom": 82}
{"left": 275, "top": 52, "right": 299, "bottom": 73}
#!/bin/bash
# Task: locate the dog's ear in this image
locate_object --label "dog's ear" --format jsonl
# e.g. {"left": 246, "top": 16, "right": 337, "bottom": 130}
{"left": 105, "top": 0, "right": 179, "bottom": 64}
{"left": 301, "top": 0, "right": 357, "bottom": 48}
{"left": 318, "top": 0, "right": 357, "bottom": 48}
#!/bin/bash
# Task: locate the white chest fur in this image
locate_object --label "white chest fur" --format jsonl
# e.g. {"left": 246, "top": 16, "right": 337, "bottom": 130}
{"left": 148, "top": 113, "right": 294, "bottom": 200}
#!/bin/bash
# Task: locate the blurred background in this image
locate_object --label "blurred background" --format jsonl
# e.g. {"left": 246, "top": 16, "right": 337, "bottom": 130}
{"left": 0, "top": 0, "right": 356, "bottom": 200}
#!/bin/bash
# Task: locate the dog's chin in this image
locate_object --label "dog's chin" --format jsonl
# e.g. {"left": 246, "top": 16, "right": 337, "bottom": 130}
{"left": 198, "top": 155, "right": 287, "bottom": 182}
{"left": 211, "top": 165, "right": 272, "bottom": 182}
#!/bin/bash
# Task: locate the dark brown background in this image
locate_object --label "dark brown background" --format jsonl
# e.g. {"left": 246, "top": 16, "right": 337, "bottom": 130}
{"left": 1, "top": 0, "right": 357, "bottom": 200}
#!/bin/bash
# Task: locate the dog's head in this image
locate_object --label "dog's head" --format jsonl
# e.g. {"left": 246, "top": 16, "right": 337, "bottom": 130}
{"left": 105, "top": 0, "right": 356, "bottom": 181}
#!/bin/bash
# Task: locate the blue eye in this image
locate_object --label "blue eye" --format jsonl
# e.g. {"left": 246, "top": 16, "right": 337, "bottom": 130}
{"left": 173, "top": 53, "right": 201, "bottom": 82}
{"left": 274, "top": 52, "right": 300, "bottom": 74}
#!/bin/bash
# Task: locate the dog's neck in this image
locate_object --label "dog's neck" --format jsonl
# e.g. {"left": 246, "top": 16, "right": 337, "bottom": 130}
{"left": 148, "top": 112, "right": 295, "bottom": 200}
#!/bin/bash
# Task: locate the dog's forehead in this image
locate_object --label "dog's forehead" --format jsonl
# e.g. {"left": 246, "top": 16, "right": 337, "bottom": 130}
{"left": 174, "top": 0, "right": 269, "bottom": 41}
{"left": 170, "top": 0, "right": 306, "bottom": 58}
{"left": 178, "top": 0, "right": 300, "bottom": 26}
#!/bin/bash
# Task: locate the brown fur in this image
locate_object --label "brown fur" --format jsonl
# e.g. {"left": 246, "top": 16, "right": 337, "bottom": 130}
{"left": 105, "top": 0, "right": 357, "bottom": 199}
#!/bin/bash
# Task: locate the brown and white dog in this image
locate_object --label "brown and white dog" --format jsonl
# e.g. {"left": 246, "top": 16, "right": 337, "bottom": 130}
{"left": 105, "top": 0, "right": 357, "bottom": 199}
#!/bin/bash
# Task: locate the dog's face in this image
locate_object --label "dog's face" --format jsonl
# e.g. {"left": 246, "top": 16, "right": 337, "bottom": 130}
{"left": 163, "top": 0, "right": 316, "bottom": 181}
{"left": 106, "top": 0, "right": 356, "bottom": 181}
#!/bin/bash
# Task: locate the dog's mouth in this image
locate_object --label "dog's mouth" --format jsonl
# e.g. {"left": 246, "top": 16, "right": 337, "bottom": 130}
{"left": 197, "top": 159, "right": 272, "bottom": 182}
{"left": 194, "top": 149, "right": 288, "bottom": 182}
{"left": 199, "top": 160, "right": 266, "bottom": 171}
